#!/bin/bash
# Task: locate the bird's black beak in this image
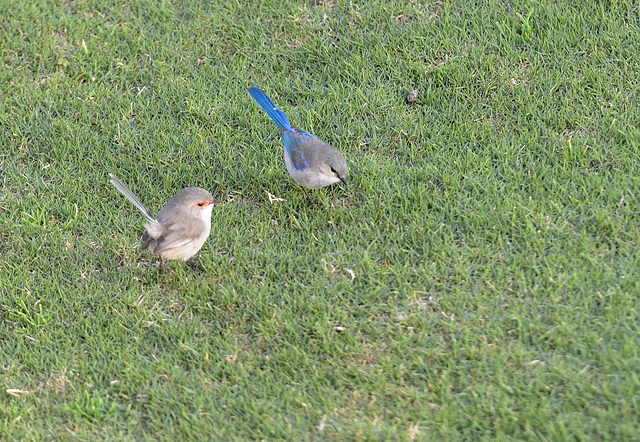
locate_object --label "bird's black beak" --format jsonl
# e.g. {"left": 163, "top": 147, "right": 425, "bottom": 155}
{"left": 340, "top": 176, "right": 348, "bottom": 186}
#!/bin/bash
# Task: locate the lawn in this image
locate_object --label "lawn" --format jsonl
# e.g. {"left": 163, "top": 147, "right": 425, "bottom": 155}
{"left": 1, "top": 0, "right": 639, "bottom": 439}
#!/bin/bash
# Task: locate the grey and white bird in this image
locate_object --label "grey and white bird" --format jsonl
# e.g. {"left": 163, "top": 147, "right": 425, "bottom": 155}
{"left": 109, "top": 173, "right": 220, "bottom": 270}
{"left": 248, "top": 87, "right": 347, "bottom": 202}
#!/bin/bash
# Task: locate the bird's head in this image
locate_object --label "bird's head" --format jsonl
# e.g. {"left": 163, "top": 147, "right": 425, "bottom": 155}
{"left": 324, "top": 150, "right": 348, "bottom": 186}
{"left": 173, "top": 187, "right": 221, "bottom": 219}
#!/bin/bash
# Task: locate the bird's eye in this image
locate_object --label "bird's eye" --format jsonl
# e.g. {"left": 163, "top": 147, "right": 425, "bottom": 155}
{"left": 330, "top": 167, "right": 338, "bottom": 176}
{"left": 197, "top": 202, "right": 204, "bottom": 207}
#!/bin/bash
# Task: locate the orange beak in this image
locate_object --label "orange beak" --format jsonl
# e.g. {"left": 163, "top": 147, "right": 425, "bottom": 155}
{"left": 196, "top": 199, "right": 222, "bottom": 208}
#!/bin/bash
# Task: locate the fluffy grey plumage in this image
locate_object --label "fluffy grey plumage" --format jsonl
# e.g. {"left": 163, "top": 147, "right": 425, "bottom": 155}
{"left": 249, "top": 87, "right": 348, "bottom": 200}
{"left": 109, "top": 174, "right": 220, "bottom": 269}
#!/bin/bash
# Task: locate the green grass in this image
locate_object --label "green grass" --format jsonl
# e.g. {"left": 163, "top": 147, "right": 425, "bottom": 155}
{"left": 1, "top": 0, "right": 639, "bottom": 438}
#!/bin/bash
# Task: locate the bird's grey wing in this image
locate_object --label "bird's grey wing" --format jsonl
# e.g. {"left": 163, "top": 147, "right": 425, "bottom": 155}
{"left": 140, "top": 219, "right": 164, "bottom": 251}
{"left": 153, "top": 217, "right": 205, "bottom": 254}
{"left": 141, "top": 230, "right": 152, "bottom": 250}
{"left": 288, "top": 146, "right": 311, "bottom": 171}
{"left": 283, "top": 132, "right": 325, "bottom": 171}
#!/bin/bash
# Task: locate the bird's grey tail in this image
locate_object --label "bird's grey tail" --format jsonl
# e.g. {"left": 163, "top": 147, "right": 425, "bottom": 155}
{"left": 248, "top": 87, "right": 293, "bottom": 132}
{"left": 109, "top": 173, "right": 156, "bottom": 222}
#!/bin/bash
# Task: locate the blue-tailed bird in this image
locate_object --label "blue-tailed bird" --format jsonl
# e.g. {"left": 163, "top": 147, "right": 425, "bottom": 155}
{"left": 248, "top": 87, "right": 347, "bottom": 202}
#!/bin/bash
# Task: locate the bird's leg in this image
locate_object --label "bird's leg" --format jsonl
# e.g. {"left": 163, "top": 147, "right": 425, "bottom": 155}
{"left": 189, "top": 252, "right": 200, "bottom": 270}
{"left": 301, "top": 186, "right": 316, "bottom": 204}
{"left": 158, "top": 256, "right": 163, "bottom": 273}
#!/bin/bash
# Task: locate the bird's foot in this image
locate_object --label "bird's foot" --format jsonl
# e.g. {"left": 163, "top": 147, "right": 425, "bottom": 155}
{"left": 302, "top": 187, "right": 317, "bottom": 204}
{"left": 187, "top": 253, "right": 201, "bottom": 270}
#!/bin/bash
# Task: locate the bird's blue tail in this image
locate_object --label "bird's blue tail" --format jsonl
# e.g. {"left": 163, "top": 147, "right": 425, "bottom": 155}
{"left": 249, "top": 87, "right": 292, "bottom": 132}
